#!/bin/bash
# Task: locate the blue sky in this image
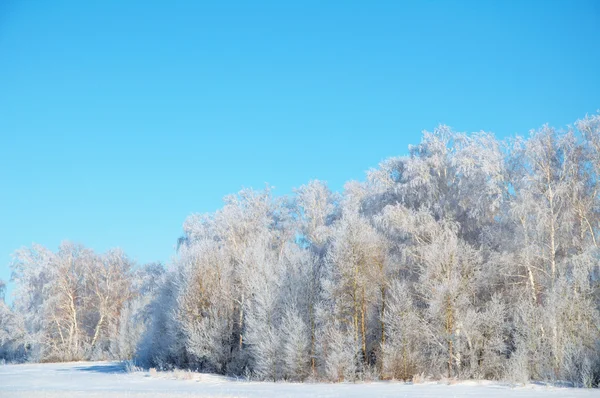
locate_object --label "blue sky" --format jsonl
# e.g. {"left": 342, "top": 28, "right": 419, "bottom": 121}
{"left": 1, "top": 0, "right": 599, "bottom": 301}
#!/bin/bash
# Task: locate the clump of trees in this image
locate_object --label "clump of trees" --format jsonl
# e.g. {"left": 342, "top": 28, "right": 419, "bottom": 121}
{"left": 1, "top": 113, "right": 599, "bottom": 387}
{"left": 2, "top": 244, "right": 162, "bottom": 362}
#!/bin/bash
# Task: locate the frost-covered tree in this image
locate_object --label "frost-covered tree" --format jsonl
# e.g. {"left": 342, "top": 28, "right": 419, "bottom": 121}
{"left": 115, "top": 262, "right": 164, "bottom": 360}
{"left": 293, "top": 180, "right": 340, "bottom": 374}
{"left": 0, "top": 279, "right": 28, "bottom": 362}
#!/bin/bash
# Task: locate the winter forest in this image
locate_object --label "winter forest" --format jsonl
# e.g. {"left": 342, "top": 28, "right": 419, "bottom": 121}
{"left": 1, "top": 114, "right": 600, "bottom": 387}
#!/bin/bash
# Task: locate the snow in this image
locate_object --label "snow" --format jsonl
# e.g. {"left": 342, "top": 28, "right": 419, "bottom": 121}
{"left": 0, "top": 361, "right": 597, "bottom": 398}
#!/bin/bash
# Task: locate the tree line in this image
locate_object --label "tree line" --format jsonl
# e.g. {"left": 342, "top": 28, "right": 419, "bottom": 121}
{"left": 1, "top": 113, "right": 599, "bottom": 386}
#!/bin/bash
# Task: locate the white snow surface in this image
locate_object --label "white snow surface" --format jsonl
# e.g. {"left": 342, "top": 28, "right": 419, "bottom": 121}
{"left": 0, "top": 361, "right": 597, "bottom": 398}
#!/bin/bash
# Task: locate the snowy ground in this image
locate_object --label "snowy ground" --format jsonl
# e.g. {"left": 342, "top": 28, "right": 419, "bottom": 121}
{"left": 0, "top": 361, "right": 597, "bottom": 398}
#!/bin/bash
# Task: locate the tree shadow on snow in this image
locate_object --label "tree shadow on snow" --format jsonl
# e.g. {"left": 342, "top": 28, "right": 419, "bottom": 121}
{"left": 57, "top": 363, "right": 127, "bottom": 374}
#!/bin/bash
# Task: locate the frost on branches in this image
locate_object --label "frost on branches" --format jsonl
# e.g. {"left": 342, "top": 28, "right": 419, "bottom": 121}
{"left": 3, "top": 114, "right": 600, "bottom": 387}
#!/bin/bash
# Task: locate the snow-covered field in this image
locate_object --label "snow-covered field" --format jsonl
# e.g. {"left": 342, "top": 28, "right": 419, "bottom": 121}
{"left": 0, "top": 361, "right": 597, "bottom": 398}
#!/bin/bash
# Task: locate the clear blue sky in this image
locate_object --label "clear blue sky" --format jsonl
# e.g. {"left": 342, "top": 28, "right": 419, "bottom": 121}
{"left": 1, "top": 0, "right": 599, "bottom": 301}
